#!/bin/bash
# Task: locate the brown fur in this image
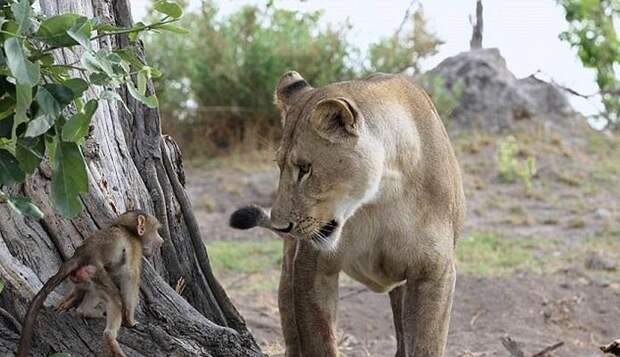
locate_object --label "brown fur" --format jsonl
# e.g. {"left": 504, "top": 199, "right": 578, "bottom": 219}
{"left": 267, "top": 71, "right": 465, "bottom": 356}
{"left": 17, "top": 210, "right": 163, "bottom": 357}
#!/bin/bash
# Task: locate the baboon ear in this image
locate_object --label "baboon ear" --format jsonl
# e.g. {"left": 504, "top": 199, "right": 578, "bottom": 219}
{"left": 311, "top": 97, "right": 360, "bottom": 142}
{"left": 274, "top": 71, "right": 312, "bottom": 117}
{"left": 136, "top": 215, "right": 146, "bottom": 236}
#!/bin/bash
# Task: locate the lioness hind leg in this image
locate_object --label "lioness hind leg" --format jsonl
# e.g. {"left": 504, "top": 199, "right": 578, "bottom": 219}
{"left": 403, "top": 259, "right": 456, "bottom": 357}
{"left": 389, "top": 285, "right": 407, "bottom": 357}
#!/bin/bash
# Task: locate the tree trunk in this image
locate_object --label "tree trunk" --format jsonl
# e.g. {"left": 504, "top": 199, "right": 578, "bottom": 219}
{"left": 0, "top": 1, "right": 262, "bottom": 356}
{"left": 469, "top": 0, "right": 483, "bottom": 50}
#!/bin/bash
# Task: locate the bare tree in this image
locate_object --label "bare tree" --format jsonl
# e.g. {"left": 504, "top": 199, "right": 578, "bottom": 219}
{"left": 0, "top": 1, "right": 262, "bottom": 356}
{"left": 470, "top": 0, "right": 484, "bottom": 50}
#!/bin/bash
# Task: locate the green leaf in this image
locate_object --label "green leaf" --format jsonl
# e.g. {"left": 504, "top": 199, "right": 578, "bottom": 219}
{"left": 62, "top": 100, "right": 97, "bottom": 142}
{"left": 25, "top": 114, "right": 54, "bottom": 137}
{"left": 0, "top": 96, "right": 15, "bottom": 121}
{"left": 66, "top": 17, "right": 92, "bottom": 49}
{"left": 4, "top": 37, "right": 40, "bottom": 86}
{"left": 0, "top": 280, "right": 4, "bottom": 294}
{"left": 137, "top": 70, "right": 147, "bottom": 95}
{"left": 126, "top": 82, "right": 158, "bottom": 108}
{"left": 48, "top": 354, "right": 71, "bottom": 357}
{"left": 100, "top": 89, "right": 130, "bottom": 113}
{"left": 7, "top": 196, "right": 44, "bottom": 219}
{"left": 10, "top": 0, "right": 31, "bottom": 35}
{"left": 154, "top": 23, "right": 189, "bottom": 34}
{"left": 81, "top": 51, "right": 115, "bottom": 78}
{"left": 52, "top": 141, "right": 88, "bottom": 218}
{"left": 16, "top": 136, "right": 44, "bottom": 174}
{"left": 88, "top": 72, "right": 110, "bottom": 86}
{"left": 94, "top": 23, "right": 126, "bottom": 33}
{"left": 62, "top": 78, "right": 89, "bottom": 98}
{"left": 153, "top": 1, "right": 183, "bottom": 19}
{"left": 36, "top": 14, "right": 82, "bottom": 47}
{"left": 35, "top": 84, "right": 74, "bottom": 118}
{"left": 14, "top": 83, "right": 31, "bottom": 127}
{"left": 128, "top": 22, "right": 144, "bottom": 43}
{"left": 0, "top": 149, "right": 25, "bottom": 185}
{"left": 2, "top": 20, "right": 19, "bottom": 37}
{"left": 100, "top": 89, "right": 122, "bottom": 102}
{"left": 39, "top": 53, "right": 55, "bottom": 66}
{"left": 114, "top": 48, "right": 145, "bottom": 69}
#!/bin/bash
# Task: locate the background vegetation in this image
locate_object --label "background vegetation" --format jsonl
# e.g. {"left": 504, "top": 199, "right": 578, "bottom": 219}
{"left": 558, "top": 0, "right": 620, "bottom": 129}
{"left": 145, "top": 1, "right": 445, "bottom": 156}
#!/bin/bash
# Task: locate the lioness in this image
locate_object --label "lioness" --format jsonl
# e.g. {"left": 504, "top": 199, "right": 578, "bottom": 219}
{"left": 232, "top": 71, "right": 465, "bottom": 357}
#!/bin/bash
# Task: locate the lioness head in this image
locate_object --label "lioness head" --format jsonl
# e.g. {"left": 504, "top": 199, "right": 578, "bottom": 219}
{"left": 270, "top": 71, "right": 385, "bottom": 250}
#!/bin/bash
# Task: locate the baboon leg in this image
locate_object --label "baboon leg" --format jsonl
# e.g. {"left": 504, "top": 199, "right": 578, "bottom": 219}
{"left": 76, "top": 289, "right": 105, "bottom": 319}
{"left": 56, "top": 287, "right": 84, "bottom": 312}
{"left": 94, "top": 270, "right": 126, "bottom": 357}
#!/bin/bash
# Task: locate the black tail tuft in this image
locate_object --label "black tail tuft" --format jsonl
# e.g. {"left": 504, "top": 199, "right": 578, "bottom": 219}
{"left": 229, "top": 206, "right": 264, "bottom": 230}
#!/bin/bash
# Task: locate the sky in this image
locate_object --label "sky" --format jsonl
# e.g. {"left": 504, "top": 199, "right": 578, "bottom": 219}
{"left": 131, "top": 0, "right": 607, "bottom": 117}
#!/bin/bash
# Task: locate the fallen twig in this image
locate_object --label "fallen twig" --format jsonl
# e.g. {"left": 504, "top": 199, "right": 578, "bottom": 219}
{"left": 500, "top": 336, "right": 525, "bottom": 357}
{"left": 531, "top": 341, "right": 564, "bottom": 357}
{"left": 469, "top": 308, "right": 485, "bottom": 327}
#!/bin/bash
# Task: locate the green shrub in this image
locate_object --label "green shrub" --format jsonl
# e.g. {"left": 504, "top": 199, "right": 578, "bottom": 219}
{"left": 497, "top": 136, "right": 537, "bottom": 193}
{"left": 145, "top": 1, "right": 443, "bottom": 156}
{"left": 558, "top": 0, "right": 620, "bottom": 129}
{"left": 418, "top": 75, "right": 463, "bottom": 121}
{"left": 146, "top": 2, "right": 355, "bottom": 152}
{"left": 366, "top": 7, "right": 442, "bottom": 74}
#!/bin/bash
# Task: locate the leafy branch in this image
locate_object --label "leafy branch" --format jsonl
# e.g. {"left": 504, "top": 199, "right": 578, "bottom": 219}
{"left": 0, "top": 0, "right": 185, "bottom": 218}
{"left": 558, "top": 0, "right": 620, "bottom": 129}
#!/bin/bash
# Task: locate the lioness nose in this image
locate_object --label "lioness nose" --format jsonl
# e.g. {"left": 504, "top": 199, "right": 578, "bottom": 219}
{"left": 272, "top": 222, "right": 294, "bottom": 233}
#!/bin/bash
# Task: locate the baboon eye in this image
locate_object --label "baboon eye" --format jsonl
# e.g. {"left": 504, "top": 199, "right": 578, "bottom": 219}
{"left": 297, "top": 163, "right": 311, "bottom": 182}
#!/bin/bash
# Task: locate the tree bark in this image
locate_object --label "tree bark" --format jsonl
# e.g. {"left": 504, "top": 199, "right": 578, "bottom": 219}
{"left": 0, "top": 1, "right": 262, "bottom": 356}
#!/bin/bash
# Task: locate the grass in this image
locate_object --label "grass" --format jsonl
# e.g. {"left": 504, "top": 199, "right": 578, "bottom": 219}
{"left": 207, "top": 240, "right": 282, "bottom": 275}
{"left": 205, "top": 230, "right": 620, "bottom": 290}
{"left": 456, "top": 231, "right": 547, "bottom": 276}
{"left": 207, "top": 232, "right": 551, "bottom": 283}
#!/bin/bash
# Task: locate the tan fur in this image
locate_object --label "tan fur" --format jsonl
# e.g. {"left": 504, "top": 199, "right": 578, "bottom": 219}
{"left": 18, "top": 211, "right": 164, "bottom": 357}
{"left": 271, "top": 71, "right": 465, "bottom": 356}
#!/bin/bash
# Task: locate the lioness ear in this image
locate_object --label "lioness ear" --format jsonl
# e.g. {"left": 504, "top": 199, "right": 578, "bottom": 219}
{"left": 274, "top": 71, "right": 312, "bottom": 122}
{"left": 311, "top": 97, "right": 359, "bottom": 142}
{"left": 136, "top": 215, "right": 146, "bottom": 237}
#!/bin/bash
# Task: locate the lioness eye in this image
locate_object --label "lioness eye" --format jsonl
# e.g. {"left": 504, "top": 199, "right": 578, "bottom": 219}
{"left": 297, "top": 163, "right": 311, "bottom": 182}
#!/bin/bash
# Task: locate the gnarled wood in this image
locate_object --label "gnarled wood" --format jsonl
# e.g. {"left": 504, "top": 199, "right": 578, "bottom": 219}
{"left": 0, "top": 1, "right": 262, "bottom": 356}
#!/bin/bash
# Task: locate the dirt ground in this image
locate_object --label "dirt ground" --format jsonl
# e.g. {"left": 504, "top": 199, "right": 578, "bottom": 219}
{"left": 186, "top": 126, "right": 620, "bottom": 357}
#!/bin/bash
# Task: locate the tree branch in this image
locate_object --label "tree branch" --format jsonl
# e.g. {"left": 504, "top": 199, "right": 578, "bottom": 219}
{"left": 394, "top": 0, "right": 416, "bottom": 39}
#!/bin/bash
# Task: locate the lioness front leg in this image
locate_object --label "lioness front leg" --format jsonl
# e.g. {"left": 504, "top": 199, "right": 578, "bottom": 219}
{"left": 279, "top": 239, "right": 302, "bottom": 357}
{"left": 389, "top": 285, "right": 406, "bottom": 357}
{"left": 403, "top": 258, "right": 456, "bottom": 356}
{"left": 290, "top": 241, "right": 340, "bottom": 357}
